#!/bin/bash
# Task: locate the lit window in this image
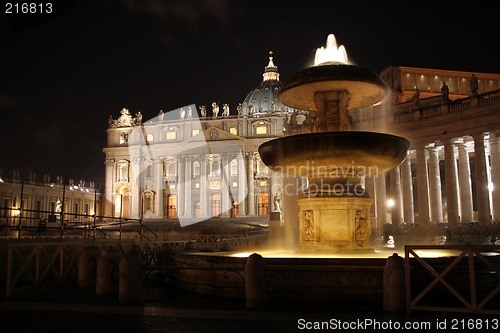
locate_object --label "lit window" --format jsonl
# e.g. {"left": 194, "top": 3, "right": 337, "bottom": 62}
{"left": 230, "top": 159, "right": 238, "bottom": 176}
{"left": 211, "top": 160, "right": 221, "bottom": 176}
{"left": 194, "top": 183, "right": 200, "bottom": 189}
{"left": 192, "top": 129, "right": 200, "bottom": 136}
{"left": 259, "top": 181, "right": 267, "bottom": 187}
{"left": 169, "top": 184, "right": 176, "bottom": 189}
{"left": 147, "top": 134, "right": 154, "bottom": 142}
{"left": 167, "top": 162, "right": 177, "bottom": 178}
{"left": 256, "top": 126, "right": 267, "bottom": 135}
{"left": 120, "top": 132, "right": 129, "bottom": 144}
{"left": 232, "top": 182, "right": 238, "bottom": 188}
{"left": 230, "top": 127, "right": 238, "bottom": 135}
{"left": 117, "top": 161, "right": 129, "bottom": 182}
{"left": 193, "top": 161, "right": 200, "bottom": 178}
{"left": 166, "top": 131, "right": 177, "bottom": 140}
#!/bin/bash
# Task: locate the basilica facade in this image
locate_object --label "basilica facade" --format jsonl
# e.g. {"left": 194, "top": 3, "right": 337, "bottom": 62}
{"left": 103, "top": 54, "right": 292, "bottom": 224}
{"left": 103, "top": 54, "right": 500, "bottom": 231}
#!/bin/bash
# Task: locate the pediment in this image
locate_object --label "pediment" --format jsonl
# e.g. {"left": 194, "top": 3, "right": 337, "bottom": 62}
{"left": 183, "top": 126, "right": 244, "bottom": 143}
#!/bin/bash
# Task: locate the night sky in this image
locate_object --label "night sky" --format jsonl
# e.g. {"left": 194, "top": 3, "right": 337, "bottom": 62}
{"left": 1, "top": 0, "right": 499, "bottom": 185}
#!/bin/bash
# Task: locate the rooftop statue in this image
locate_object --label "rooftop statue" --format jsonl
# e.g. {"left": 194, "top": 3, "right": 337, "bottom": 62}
{"left": 212, "top": 102, "right": 219, "bottom": 118}
{"left": 109, "top": 108, "right": 135, "bottom": 128}
{"left": 200, "top": 105, "right": 207, "bottom": 118}
{"left": 222, "top": 103, "right": 230, "bottom": 117}
{"left": 470, "top": 74, "right": 479, "bottom": 96}
{"left": 237, "top": 103, "right": 243, "bottom": 117}
{"left": 134, "top": 111, "right": 142, "bottom": 125}
{"left": 441, "top": 82, "right": 450, "bottom": 102}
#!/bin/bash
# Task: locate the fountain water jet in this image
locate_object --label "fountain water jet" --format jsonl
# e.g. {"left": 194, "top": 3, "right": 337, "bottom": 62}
{"left": 259, "top": 34, "right": 410, "bottom": 252}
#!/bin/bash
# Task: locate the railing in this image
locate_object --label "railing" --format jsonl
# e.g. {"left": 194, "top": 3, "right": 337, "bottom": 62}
{"left": 394, "top": 88, "right": 500, "bottom": 124}
{"left": 2, "top": 239, "right": 173, "bottom": 298}
{"left": 0, "top": 209, "right": 159, "bottom": 242}
{"left": 4, "top": 241, "right": 82, "bottom": 298}
{"left": 405, "top": 244, "right": 500, "bottom": 315}
{"left": 190, "top": 231, "right": 267, "bottom": 250}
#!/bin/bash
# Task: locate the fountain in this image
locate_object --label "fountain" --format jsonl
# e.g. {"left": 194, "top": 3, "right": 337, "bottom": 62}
{"left": 258, "top": 34, "right": 410, "bottom": 252}
{"left": 163, "top": 35, "right": 415, "bottom": 306}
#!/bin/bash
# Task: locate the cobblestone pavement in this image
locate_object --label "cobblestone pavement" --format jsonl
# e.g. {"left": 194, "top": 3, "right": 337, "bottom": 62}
{"left": 1, "top": 282, "right": 498, "bottom": 333}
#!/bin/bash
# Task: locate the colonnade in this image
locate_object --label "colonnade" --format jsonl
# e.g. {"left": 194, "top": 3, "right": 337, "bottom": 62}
{"left": 371, "top": 132, "right": 500, "bottom": 228}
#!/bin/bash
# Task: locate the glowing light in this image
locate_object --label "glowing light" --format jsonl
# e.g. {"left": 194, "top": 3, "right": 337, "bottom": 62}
{"left": 231, "top": 252, "right": 253, "bottom": 258}
{"left": 387, "top": 199, "right": 395, "bottom": 208}
{"left": 412, "top": 250, "right": 460, "bottom": 258}
{"left": 313, "top": 34, "right": 349, "bottom": 66}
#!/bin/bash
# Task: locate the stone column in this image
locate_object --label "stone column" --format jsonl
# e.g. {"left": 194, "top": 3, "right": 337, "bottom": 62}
{"left": 427, "top": 147, "right": 443, "bottom": 224}
{"left": 415, "top": 145, "right": 430, "bottom": 226}
{"left": 220, "top": 154, "right": 231, "bottom": 218}
{"left": 400, "top": 155, "right": 415, "bottom": 225}
{"left": 155, "top": 158, "right": 164, "bottom": 218}
{"left": 237, "top": 153, "right": 247, "bottom": 217}
{"left": 199, "top": 156, "right": 208, "bottom": 217}
{"left": 177, "top": 157, "right": 185, "bottom": 217}
{"left": 489, "top": 132, "right": 500, "bottom": 222}
{"left": 104, "top": 158, "right": 115, "bottom": 217}
{"left": 246, "top": 153, "right": 256, "bottom": 216}
{"left": 444, "top": 141, "right": 459, "bottom": 226}
{"left": 389, "top": 166, "right": 403, "bottom": 226}
{"left": 473, "top": 134, "right": 491, "bottom": 226}
{"left": 130, "top": 156, "right": 141, "bottom": 219}
{"left": 375, "top": 172, "right": 387, "bottom": 229}
{"left": 457, "top": 143, "right": 473, "bottom": 223}
{"left": 184, "top": 155, "right": 192, "bottom": 217}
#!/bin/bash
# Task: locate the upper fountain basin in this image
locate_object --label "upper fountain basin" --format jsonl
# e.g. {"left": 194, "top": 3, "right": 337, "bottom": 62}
{"left": 278, "top": 64, "right": 387, "bottom": 111}
{"left": 258, "top": 131, "right": 411, "bottom": 178}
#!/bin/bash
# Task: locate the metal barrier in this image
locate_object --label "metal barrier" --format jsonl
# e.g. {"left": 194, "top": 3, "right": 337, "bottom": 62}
{"left": 405, "top": 244, "right": 500, "bottom": 315}
{"left": 5, "top": 241, "right": 80, "bottom": 298}
{"left": 2, "top": 239, "right": 196, "bottom": 298}
{"left": 3, "top": 240, "right": 140, "bottom": 298}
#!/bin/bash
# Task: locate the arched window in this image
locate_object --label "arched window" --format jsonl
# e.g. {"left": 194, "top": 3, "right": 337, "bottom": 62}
{"left": 117, "top": 160, "right": 129, "bottom": 182}
{"left": 168, "top": 163, "right": 176, "bottom": 177}
{"left": 164, "top": 160, "right": 177, "bottom": 179}
{"left": 193, "top": 160, "right": 200, "bottom": 178}
{"left": 210, "top": 159, "right": 221, "bottom": 176}
{"left": 230, "top": 159, "right": 238, "bottom": 176}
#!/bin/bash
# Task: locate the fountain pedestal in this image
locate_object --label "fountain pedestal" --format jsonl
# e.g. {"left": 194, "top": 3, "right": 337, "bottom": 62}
{"left": 298, "top": 196, "right": 373, "bottom": 252}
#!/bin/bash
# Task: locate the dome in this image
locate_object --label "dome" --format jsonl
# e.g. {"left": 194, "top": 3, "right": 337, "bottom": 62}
{"left": 241, "top": 52, "right": 294, "bottom": 116}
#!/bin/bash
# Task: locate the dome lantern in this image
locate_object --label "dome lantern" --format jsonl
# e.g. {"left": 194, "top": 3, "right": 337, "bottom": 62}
{"left": 263, "top": 51, "right": 280, "bottom": 82}
{"left": 241, "top": 52, "right": 293, "bottom": 116}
